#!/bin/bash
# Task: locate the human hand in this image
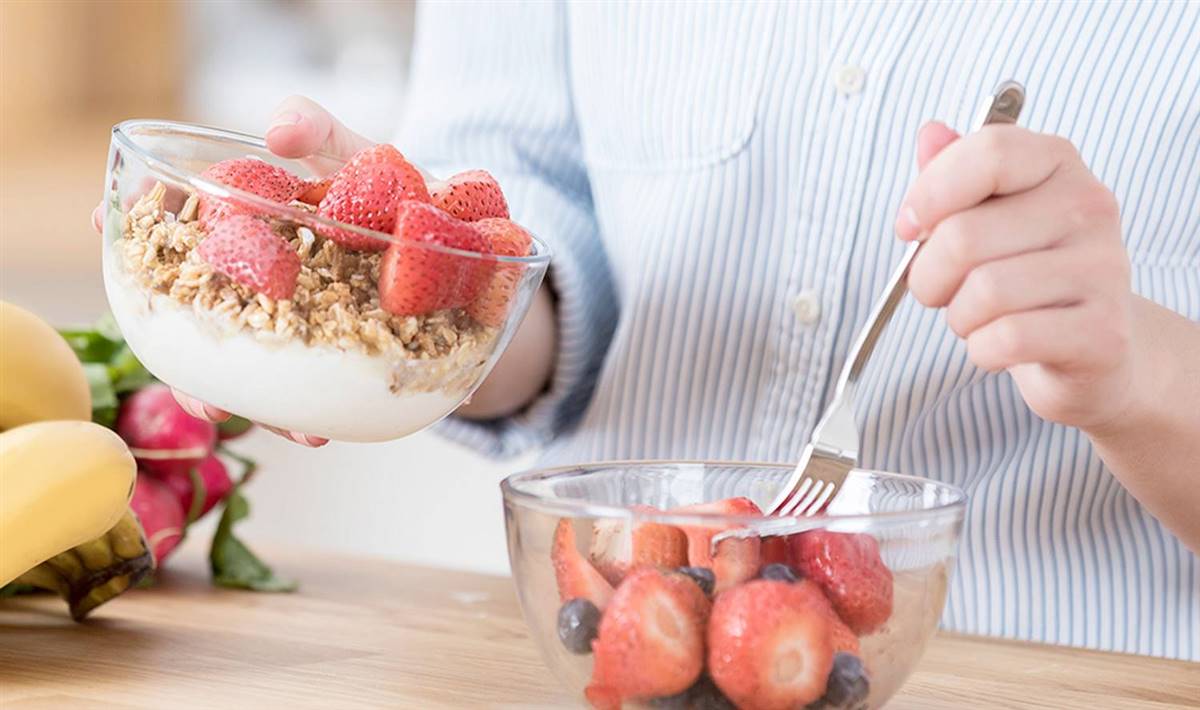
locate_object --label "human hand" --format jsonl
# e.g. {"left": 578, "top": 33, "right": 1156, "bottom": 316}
{"left": 90, "top": 96, "right": 376, "bottom": 446}
{"left": 898, "top": 121, "right": 1142, "bottom": 433}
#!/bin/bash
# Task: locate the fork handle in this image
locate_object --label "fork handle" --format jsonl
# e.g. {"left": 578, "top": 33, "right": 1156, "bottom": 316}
{"left": 832, "top": 81, "right": 1026, "bottom": 398}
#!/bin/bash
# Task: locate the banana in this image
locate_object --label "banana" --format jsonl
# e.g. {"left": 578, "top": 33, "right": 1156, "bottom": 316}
{"left": 0, "top": 421, "right": 136, "bottom": 586}
{"left": 15, "top": 510, "right": 153, "bottom": 620}
{"left": 0, "top": 301, "right": 92, "bottom": 430}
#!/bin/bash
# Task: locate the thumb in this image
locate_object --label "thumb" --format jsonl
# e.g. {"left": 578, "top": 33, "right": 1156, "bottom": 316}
{"left": 916, "top": 120, "right": 960, "bottom": 171}
{"left": 264, "top": 95, "right": 373, "bottom": 165}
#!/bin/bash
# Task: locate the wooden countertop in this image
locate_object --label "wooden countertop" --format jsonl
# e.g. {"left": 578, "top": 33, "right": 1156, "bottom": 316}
{"left": 1, "top": 548, "right": 1196, "bottom": 709}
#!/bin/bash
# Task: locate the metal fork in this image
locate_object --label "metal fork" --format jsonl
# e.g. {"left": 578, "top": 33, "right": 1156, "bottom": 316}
{"left": 767, "top": 80, "right": 1026, "bottom": 517}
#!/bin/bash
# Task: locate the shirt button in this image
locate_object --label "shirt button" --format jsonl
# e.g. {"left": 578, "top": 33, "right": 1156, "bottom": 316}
{"left": 833, "top": 64, "right": 866, "bottom": 95}
{"left": 792, "top": 290, "right": 821, "bottom": 325}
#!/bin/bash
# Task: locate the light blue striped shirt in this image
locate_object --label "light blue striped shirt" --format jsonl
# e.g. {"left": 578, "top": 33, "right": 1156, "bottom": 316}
{"left": 399, "top": 0, "right": 1199, "bottom": 660}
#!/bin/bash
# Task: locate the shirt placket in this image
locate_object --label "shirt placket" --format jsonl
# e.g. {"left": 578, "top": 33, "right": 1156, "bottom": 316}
{"left": 765, "top": 1, "right": 925, "bottom": 461}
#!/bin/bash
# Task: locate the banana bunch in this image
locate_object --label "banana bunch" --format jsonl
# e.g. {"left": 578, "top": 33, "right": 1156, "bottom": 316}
{"left": 0, "top": 301, "right": 153, "bottom": 619}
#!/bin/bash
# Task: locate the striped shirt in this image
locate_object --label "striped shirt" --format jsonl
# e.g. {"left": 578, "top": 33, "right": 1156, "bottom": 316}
{"left": 399, "top": 0, "right": 1200, "bottom": 660}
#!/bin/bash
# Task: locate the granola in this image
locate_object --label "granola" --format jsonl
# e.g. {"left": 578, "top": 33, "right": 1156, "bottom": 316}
{"left": 115, "top": 182, "right": 498, "bottom": 394}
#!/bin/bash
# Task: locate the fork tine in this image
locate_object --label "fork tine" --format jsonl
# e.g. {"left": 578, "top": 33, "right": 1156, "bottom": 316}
{"left": 790, "top": 479, "right": 824, "bottom": 517}
{"left": 776, "top": 477, "right": 814, "bottom": 517}
{"left": 801, "top": 481, "right": 835, "bottom": 517}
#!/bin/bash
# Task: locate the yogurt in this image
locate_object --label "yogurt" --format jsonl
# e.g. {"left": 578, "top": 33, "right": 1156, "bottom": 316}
{"left": 104, "top": 249, "right": 472, "bottom": 442}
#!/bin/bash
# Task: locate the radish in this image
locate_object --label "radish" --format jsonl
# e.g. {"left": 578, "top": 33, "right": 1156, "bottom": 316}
{"left": 116, "top": 384, "right": 216, "bottom": 477}
{"left": 130, "top": 474, "right": 185, "bottom": 563}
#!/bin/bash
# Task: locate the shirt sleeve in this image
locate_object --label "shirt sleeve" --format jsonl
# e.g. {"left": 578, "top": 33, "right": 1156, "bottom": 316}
{"left": 394, "top": 0, "right": 617, "bottom": 457}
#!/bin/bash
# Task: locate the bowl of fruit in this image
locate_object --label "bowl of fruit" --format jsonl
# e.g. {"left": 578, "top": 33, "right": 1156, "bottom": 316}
{"left": 502, "top": 462, "right": 966, "bottom": 709}
{"left": 100, "top": 120, "right": 551, "bottom": 442}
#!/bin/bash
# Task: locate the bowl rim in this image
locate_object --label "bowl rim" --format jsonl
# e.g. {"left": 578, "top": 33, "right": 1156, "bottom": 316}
{"left": 501, "top": 459, "right": 967, "bottom": 530}
{"left": 111, "top": 119, "right": 554, "bottom": 265}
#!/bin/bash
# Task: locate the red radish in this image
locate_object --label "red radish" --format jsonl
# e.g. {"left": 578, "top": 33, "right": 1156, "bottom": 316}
{"left": 116, "top": 384, "right": 217, "bottom": 478}
{"left": 466, "top": 218, "right": 533, "bottom": 327}
{"left": 130, "top": 474, "right": 186, "bottom": 563}
{"left": 317, "top": 144, "right": 430, "bottom": 251}
{"left": 379, "top": 201, "right": 493, "bottom": 316}
{"left": 588, "top": 508, "right": 688, "bottom": 587}
{"left": 587, "top": 568, "right": 709, "bottom": 705}
{"left": 708, "top": 579, "right": 835, "bottom": 710}
{"left": 672, "top": 497, "right": 764, "bottom": 593}
{"left": 429, "top": 169, "right": 508, "bottom": 222}
{"left": 791, "top": 531, "right": 894, "bottom": 635}
{"left": 197, "top": 158, "right": 305, "bottom": 229}
{"left": 551, "top": 519, "right": 614, "bottom": 609}
{"left": 150, "top": 454, "right": 233, "bottom": 523}
{"left": 198, "top": 215, "right": 301, "bottom": 300}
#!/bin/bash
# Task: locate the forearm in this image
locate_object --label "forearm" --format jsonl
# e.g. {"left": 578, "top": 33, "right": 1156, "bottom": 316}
{"left": 457, "top": 285, "right": 557, "bottom": 419}
{"left": 1085, "top": 295, "right": 1200, "bottom": 553}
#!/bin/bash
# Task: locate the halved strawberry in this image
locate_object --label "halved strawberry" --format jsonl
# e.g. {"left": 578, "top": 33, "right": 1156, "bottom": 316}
{"left": 708, "top": 579, "right": 835, "bottom": 710}
{"left": 552, "top": 519, "right": 614, "bottom": 609}
{"left": 429, "top": 169, "right": 508, "bottom": 222}
{"left": 587, "top": 568, "right": 708, "bottom": 705}
{"left": 588, "top": 507, "right": 688, "bottom": 586}
{"left": 317, "top": 144, "right": 430, "bottom": 251}
{"left": 197, "top": 158, "right": 305, "bottom": 229}
{"left": 790, "top": 531, "right": 893, "bottom": 635}
{"left": 198, "top": 215, "right": 300, "bottom": 300}
{"left": 297, "top": 175, "right": 332, "bottom": 205}
{"left": 466, "top": 218, "right": 533, "bottom": 327}
{"left": 379, "top": 201, "right": 493, "bottom": 316}
{"left": 672, "top": 497, "right": 763, "bottom": 593}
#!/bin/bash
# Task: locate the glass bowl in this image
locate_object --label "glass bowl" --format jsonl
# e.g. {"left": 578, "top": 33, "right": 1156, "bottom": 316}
{"left": 501, "top": 462, "right": 966, "bottom": 709}
{"left": 101, "top": 120, "right": 550, "bottom": 442}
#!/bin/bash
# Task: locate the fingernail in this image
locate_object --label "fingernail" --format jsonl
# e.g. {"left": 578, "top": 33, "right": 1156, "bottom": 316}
{"left": 303, "top": 435, "right": 328, "bottom": 448}
{"left": 201, "top": 403, "right": 229, "bottom": 422}
{"left": 267, "top": 111, "right": 303, "bottom": 133}
{"left": 896, "top": 204, "right": 921, "bottom": 240}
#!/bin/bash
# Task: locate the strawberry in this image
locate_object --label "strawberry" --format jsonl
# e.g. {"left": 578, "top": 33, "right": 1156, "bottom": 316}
{"left": 790, "top": 531, "right": 894, "bottom": 635}
{"left": 552, "top": 519, "right": 614, "bottom": 609}
{"left": 297, "top": 175, "right": 332, "bottom": 205}
{"left": 116, "top": 384, "right": 217, "bottom": 478}
{"left": 466, "top": 218, "right": 533, "bottom": 327}
{"left": 198, "top": 215, "right": 301, "bottom": 300}
{"left": 803, "top": 579, "right": 861, "bottom": 656}
{"left": 379, "top": 201, "right": 493, "bottom": 315}
{"left": 587, "top": 568, "right": 708, "bottom": 705}
{"left": 672, "top": 497, "right": 763, "bottom": 593}
{"left": 317, "top": 144, "right": 430, "bottom": 251}
{"left": 429, "top": 169, "right": 508, "bottom": 222}
{"left": 588, "top": 507, "right": 689, "bottom": 586}
{"left": 151, "top": 454, "right": 233, "bottom": 523}
{"left": 760, "top": 535, "right": 791, "bottom": 567}
{"left": 708, "top": 579, "right": 835, "bottom": 710}
{"left": 197, "top": 158, "right": 305, "bottom": 229}
{"left": 130, "top": 474, "right": 186, "bottom": 563}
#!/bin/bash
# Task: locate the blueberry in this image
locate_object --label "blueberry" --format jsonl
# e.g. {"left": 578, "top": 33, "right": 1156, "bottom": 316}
{"left": 556, "top": 598, "right": 601, "bottom": 654}
{"left": 806, "top": 652, "right": 870, "bottom": 709}
{"left": 758, "top": 562, "right": 800, "bottom": 583}
{"left": 649, "top": 675, "right": 735, "bottom": 709}
{"left": 675, "top": 566, "right": 716, "bottom": 596}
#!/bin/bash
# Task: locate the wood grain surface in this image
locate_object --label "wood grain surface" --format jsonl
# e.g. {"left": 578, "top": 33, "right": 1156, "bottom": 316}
{"left": 1, "top": 548, "right": 1196, "bottom": 709}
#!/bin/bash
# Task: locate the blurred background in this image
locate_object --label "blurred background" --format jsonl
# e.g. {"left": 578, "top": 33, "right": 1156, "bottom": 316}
{"left": 0, "top": 0, "right": 534, "bottom": 574}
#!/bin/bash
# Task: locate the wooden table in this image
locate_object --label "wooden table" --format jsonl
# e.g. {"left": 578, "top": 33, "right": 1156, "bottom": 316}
{"left": 1, "top": 549, "right": 1195, "bottom": 709}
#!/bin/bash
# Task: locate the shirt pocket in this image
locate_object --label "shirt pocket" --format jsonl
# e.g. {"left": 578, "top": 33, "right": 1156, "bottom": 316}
{"left": 569, "top": 3, "right": 779, "bottom": 172}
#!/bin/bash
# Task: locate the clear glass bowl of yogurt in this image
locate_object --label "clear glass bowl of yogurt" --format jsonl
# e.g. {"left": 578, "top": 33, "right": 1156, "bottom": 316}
{"left": 101, "top": 120, "right": 550, "bottom": 442}
{"left": 502, "top": 462, "right": 965, "bottom": 709}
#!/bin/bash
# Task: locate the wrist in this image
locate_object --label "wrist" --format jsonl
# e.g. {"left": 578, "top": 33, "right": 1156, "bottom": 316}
{"left": 1083, "top": 295, "right": 1178, "bottom": 443}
